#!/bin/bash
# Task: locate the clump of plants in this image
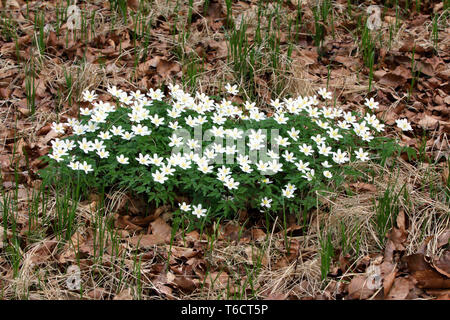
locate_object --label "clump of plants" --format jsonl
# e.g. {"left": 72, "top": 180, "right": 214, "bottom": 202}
{"left": 40, "top": 84, "right": 409, "bottom": 222}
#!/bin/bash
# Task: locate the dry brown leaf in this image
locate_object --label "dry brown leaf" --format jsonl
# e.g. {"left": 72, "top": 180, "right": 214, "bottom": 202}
{"left": 113, "top": 288, "right": 133, "bottom": 300}
{"left": 172, "top": 275, "right": 197, "bottom": 293}
{"left": 403, "top": 254, "right": 450, "bottom": 289}
{"left": 418, "top": 115, "right": 439, "bottom": 130}
{"left": 378, "top": 73, "right": 407, "bottom": 88}
{"left": 348, "top": 275, "right": 376, "bottom": 300}
{"left": 386, "top": 277, "right": 413, "bottom": 300}
{"left": 432, "top": 252, "right": 450, "bottom": 278}
{"left": 87, "top": 288, "right": 109, "bottom": 299}
{"left": 128, "top": 233, "right": 166, "bottom": 248}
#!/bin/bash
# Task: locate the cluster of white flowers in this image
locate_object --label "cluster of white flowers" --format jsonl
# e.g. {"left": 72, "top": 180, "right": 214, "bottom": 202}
{"left": 46, "top": 83, "right": 409, "bottom": 217}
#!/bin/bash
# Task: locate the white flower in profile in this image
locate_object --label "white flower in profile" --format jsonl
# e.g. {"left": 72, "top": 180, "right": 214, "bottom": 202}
{"left": 51, "top": 138, "right": 66, "bottom": 151}
{"left": 260, "top": 197, "right": 272, "bottom": 208}
{"left": 323, "top": 170, "right": 332, "bottom": 179}
{"left": 332, "top": 149, "right": 349, "bottom": 164}
{"left": 80, "top": 107, "right": 92, "bottom": 116}
{"left": 395, "top": 118, "right": 413, "bottom": 131}
{"left": 167, "top": 108, "right": 181, "bottom": 118}
{"left": 321, "top": 160, "right": 332, "bottom": 168}
{"left": 273, "top": 113, "right": 288, "bottom": 125}
{"left": 226, "top": 128, "right": 244, "bottom": 139}
{"left": 225, "top": 83, "right": 238, "bottom": 95}
{"left": 285, "top": 183, "right": 297, "bottom": 192}
{"left": 204, "top": 148, "right": 216, "bottom": 160}
{"left": 249, "top": 110, "right": 266, "bottom": 121}
{"left": 119, "top": 92, "right": 133, "bottom": 105}
{"left": 261, "top": 177, "right": 272, "bottom": 184}
{"left": 185, "top": 115, "right": 198, "bottom": 127}
{"left": 67, "top": 118, "right": 79, "bottom": 127}
{"left": 269, "top": 160, "right": 283, "bottom": 173}
{"left": 198, "top": 163, "right": 213, "bottom": 174}
{"left": 110, "top": 125, "right": 124, "bottom": 136}
{"left": 295, "top": 160, "right": 310, "bottom": 173}
{"left": 51, "top": 122, "right": 65, "bottom": 134}
{"left": 318, "top": 144, "right": 332, "bottom": 156}
{"left": 92, "top": 139, "right": 105, "bottom": 151}
{"left": 337, "top": 120, "right": 351, "bottom": 130}
{"left": 152, "top": 170, "right": 168, "bottom": 184}
{"left": 78, "top": 138, "right": 93, "bottom": 154}
{"left": 120, "top": 131, "right": 135, "bottom": 140}
{"left": 361, "top": 131, "right": 374, "bottom": 142}
{"left": 64, "top": 140, "right": 76, "bottom": 151}
{"left": 72, "top": 124, "right": 87, "bottom": 135}
{"left": 178, "top": 157, "right": 191, "bottom": 169}
{"left": 318, "top": 88, "right": 332, "bottom": 100}
{"left": 224, "top": 177, "right": 240, "bottom": 190}
{"left": 192, "top": 204, "right": 207, "bottom": 218}
{"left": 107, "top": 85, "right": 123, "bottom": 98}
{"left": 179, "top": 202, "right": 191, "bottom": 212}
{"left": 237, "top": 154, "right": 251, "bottom": 166}
{"left": 256, "top": 160, "right": 269, "bottom": 173}
{"left": 267, "top": 150, "right": 280, "bottom": 159}
{"left": 168, "top": 121, "right": 181, "bottom": 130}
{"left": 343, "top": 112, "right": 357, "bottom": 124}
{"left": 240, "top": 163, "right": 253, "bottom": 173}
{"left": 365, "top": 97, "right": 379, "bottom": 110}
{"left": 307, "top": 106, "right": 320, "bottom": 118}
{"left": 161, "top": 164, "right": 175, "bottom": 176}
{"left": 116, "top": 154, "right": 129, "bottom": 164}
{"left": 169, "top": 134, "right": 184, "bottom": 148}
{"left": 354, "top": 148, "right": 370, "bottom": 161}
{"left": 311, "top": 134, "right": 326, "bottom": 145}
{"left": 136, "top": 153, "right": 151, "bottom": 165}
{"left": 149, "top": 114, "right": 165, "bottom": 127}
{"left": 317, "top": 120, "right": 330, "bottom": 129}
{"left": 303, "top": 169, "right": 315, "bottom": 181}
{"left": 148, "top": 88, "right": 164, "bottom": 100}
{"left": 270, "top": 99, "right": 284, "bottom": 111}
{"left": 287, "top": 127, "right": 300, "bottom": 141}
{"left": 274, "top": 136, "right": 290, "bottom": 148}
{"left": 132, "top": 124, "right": 151, "bottom": 136}
{"left": 86, "top": 121, "right": 99, "bottom": 133}
{"left": 149, "top": 153, "right": 164, "bottom": 166}
{"left": 130, "top": 90, "right": 145, "bottom": 100}
{"left": 299, "top": 143, "right": 314, "bottom": 156}
{"left": 328, "top": 128, "right": 343, "bottom": 141}
{"left": 282, "top": 188, "right": 294, "bottom": 199}
{"left": 373, "top": 122, "right": 385, "bottom": 132}
{"left": 79, "top": 161, "right": 94, "bottom": 174}
{"left": 282, "top": 150, "right": 296, "bottom": 163}
{"left": 48, "top": 149, "right": 67, "bottom": 162}
{"left": 98, "top": 131, "right": 112, "bottom": 140}
{"left": 97, "top": 149, "right": 110, "bottom": 159}
{"left": 82, "top": 90, "right": 97, "bottom": 102}
{"left": 309, "top": 95, "right": 320, "bottom": 106}
{"left": 68, "top": 161, "right": 80, "bottom": 170}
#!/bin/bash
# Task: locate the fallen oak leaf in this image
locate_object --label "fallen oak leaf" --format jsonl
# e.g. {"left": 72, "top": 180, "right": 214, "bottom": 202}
{"left": 127, "top": 233, "right": 167, "bottom": 248}
{"left": 87, "top": 288, "right": 109, "bottom": 300}
{"left": 348, "top": 275, "right": 376, "bottom": 300}
{"left": 432, "top": 251, "right": 450, "bottom": 278}
{"left": 113, "top": 288, "right": 133, "bottom": 300}
{"left": 403, "top": 254, "right": 450, "bottom": 289}
{"left": 418, "top": 115, "right": 439, "bottom": 130}
{"left": 386, "top": 277, "right": 414, "bottom": 300}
